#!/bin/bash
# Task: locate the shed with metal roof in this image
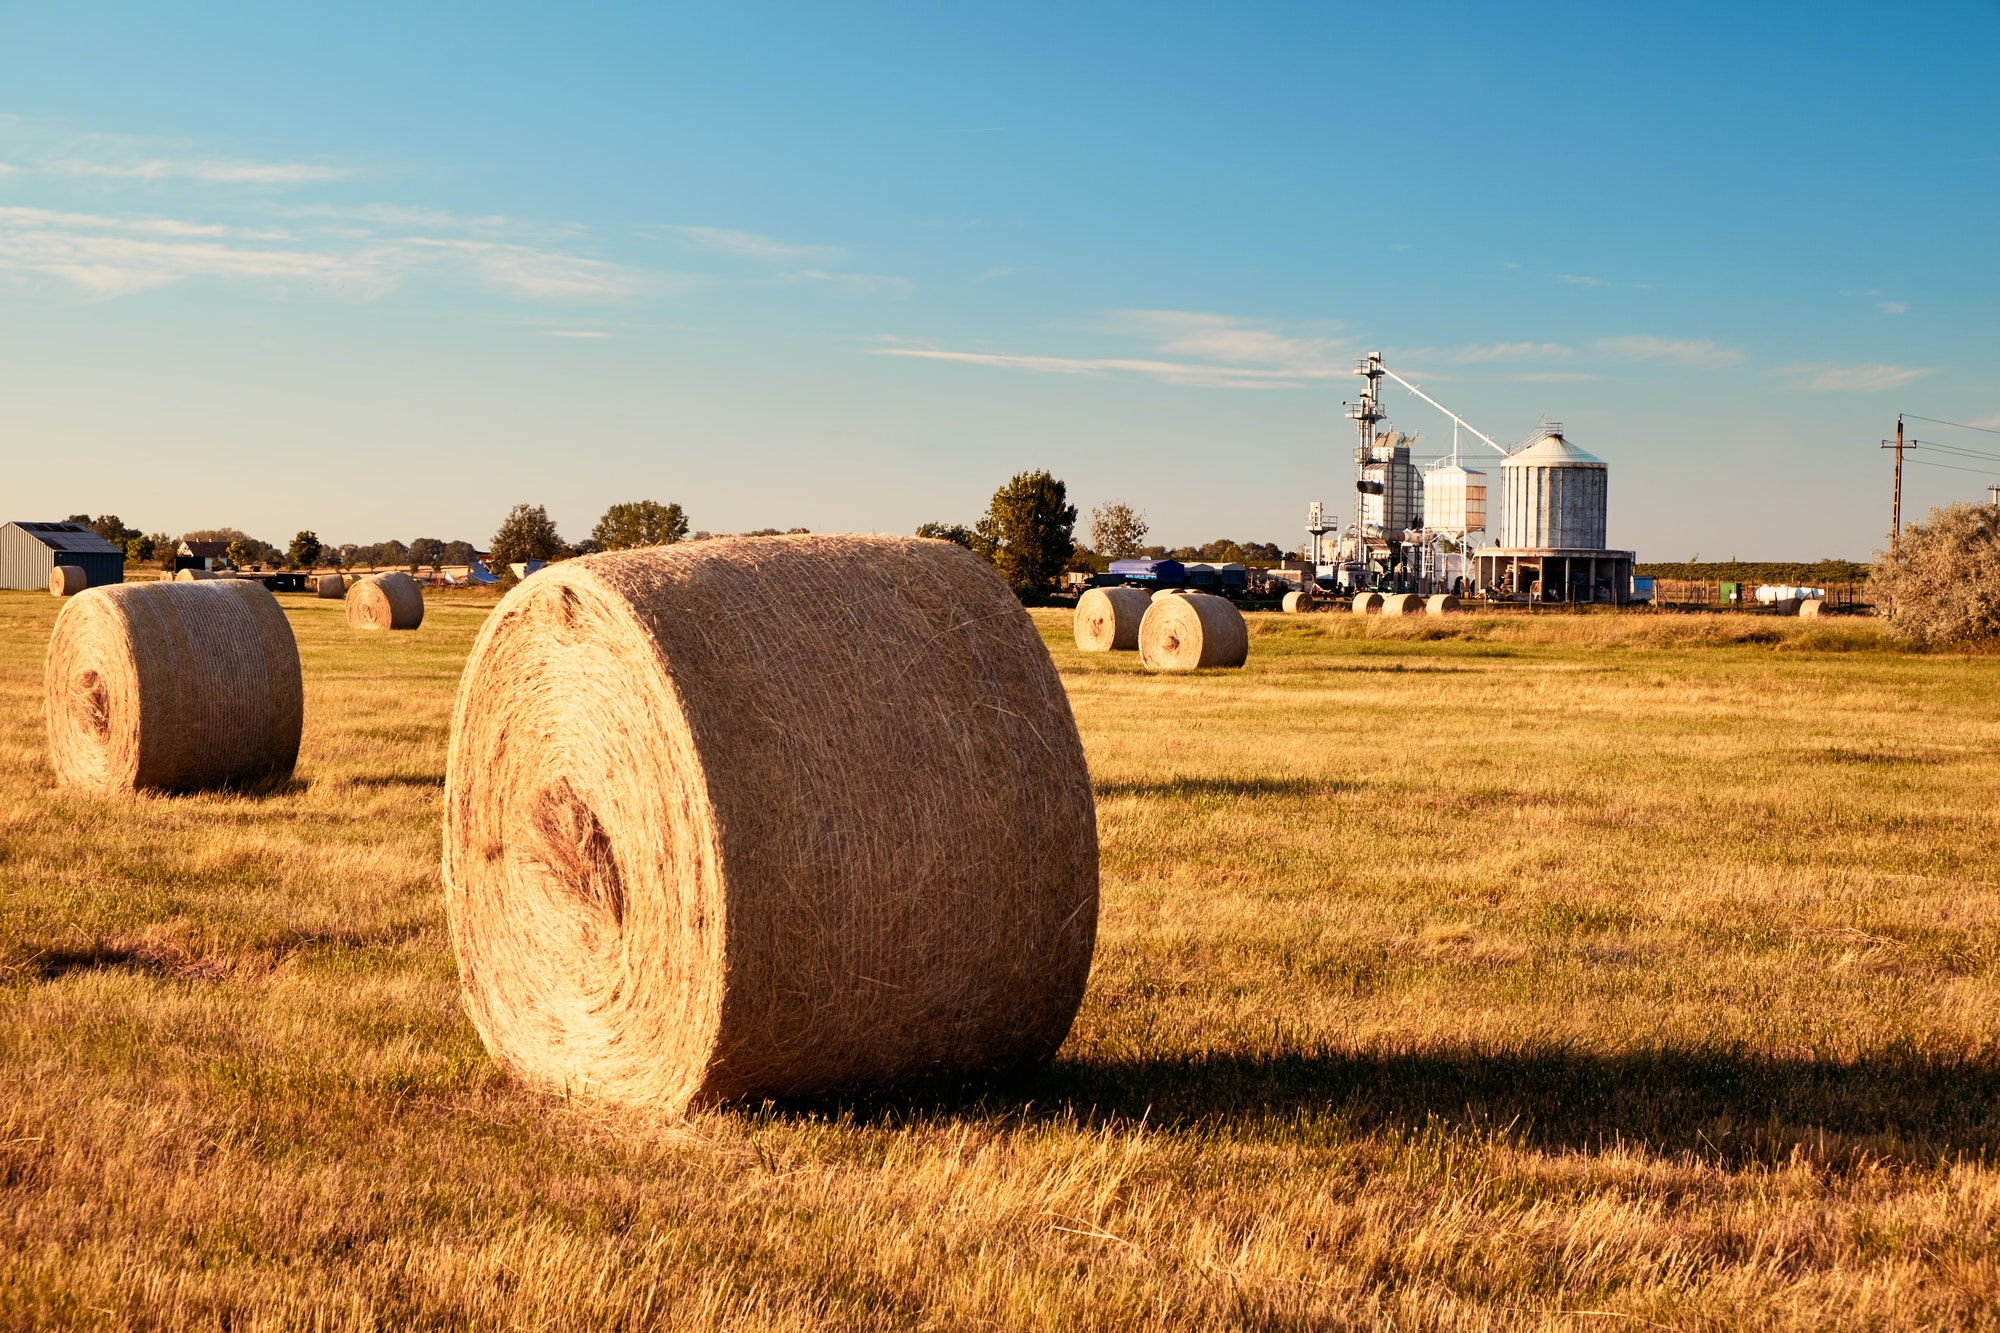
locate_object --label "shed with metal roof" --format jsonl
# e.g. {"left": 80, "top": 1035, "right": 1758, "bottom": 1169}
{"left": 0, "top": 521, "right": 127, "bottom": 591}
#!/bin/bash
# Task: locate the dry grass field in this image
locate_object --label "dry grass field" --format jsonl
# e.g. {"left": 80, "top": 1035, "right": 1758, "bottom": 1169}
{"left": 4, "top": 589, "right": 2000, "bottom": 1329}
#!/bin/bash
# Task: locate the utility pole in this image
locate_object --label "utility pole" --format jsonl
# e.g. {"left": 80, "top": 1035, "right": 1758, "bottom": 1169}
{"left": 1883, "top": 414, "right": 1905, "bottom": 554}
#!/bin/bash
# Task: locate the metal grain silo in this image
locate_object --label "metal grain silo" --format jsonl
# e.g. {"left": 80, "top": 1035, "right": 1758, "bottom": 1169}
{"left": 1499, "top": 431, "right": 1606, "bottom": 549}
{"left": 1421, "top": 463, "right": 1487, "bottom": 539}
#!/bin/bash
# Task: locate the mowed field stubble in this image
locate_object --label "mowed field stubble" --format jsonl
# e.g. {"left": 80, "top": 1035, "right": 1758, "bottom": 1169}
{"left": 4, "top": 588, "right": 2000, "bottom": 1329}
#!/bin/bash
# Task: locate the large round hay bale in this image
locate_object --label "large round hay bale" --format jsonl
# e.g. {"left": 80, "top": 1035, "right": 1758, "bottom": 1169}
{"left": 1281, "top": 589, "right": 1315, "bottom": 613}
{"left": 1352, "top": 591, "right": 1384, "bottom": 614}
{"left": 347, "top": 571, "right": 424, "bottom": 630}
{"left": 1073, "top": 585, "right": 1149, "bottom": 652}
{"left": 316, "top": 573, "right": 347, "bottom": 600}
{"left": 1150, "top": 587, "right": 1193, "bottom": 601}
{"left": 174, "top": 568, "right": 219, "bottom": 582}
{"left": 48, "top": 565, "right": 88, "bottom": 597}
{"left": 1800, "top": 598, "right": 1826, "bottom": 619}
{"left": 443, "top": 535, "right": 1098, "bottom": 1114}
{"left": 1137, "top": 591, "right": 1248, "bottom": 671}
{"left": 1381, "top": 592, "right": 1423, "bottom": 616}
{"left": 1426, "top": 594, "right": 1461, "bottom": 615}
{"left": 44, "top": 581, "right": 302, "bottom": 794}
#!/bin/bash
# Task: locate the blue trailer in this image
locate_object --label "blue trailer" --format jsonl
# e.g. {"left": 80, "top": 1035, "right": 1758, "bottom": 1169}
{"left": 1106, "top": 558, "right": 1186, "bottom": 588}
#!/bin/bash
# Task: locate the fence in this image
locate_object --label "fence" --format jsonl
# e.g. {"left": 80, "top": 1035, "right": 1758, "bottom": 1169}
{"left": 1649, "top": 579, "right": 1869, "bottom": 610}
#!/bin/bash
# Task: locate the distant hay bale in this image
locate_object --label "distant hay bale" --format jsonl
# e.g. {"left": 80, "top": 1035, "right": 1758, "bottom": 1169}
{"left": 316, "top": 573, "right": 348, "bottom": 600}
{"left": 1381, "top": 593, "right": 1423, "bottom": 616}
{"left": 44, "top": 581, "right": 302, "bottom": 794}
{"left": 1352, "top": 592, "right": 1384, "bottom": 615}
{"left": 443, "top": 534, "right": 1098, "bottom": 1115}
{"left": 174, "top": 569, "right": 219, "bottom": 582}
{"left": 1799, "top": 598, "right": 1826, "bottom": 619}
{"left": 1425, "top": 594, "right": 1461, "bottom": 615}
{"left": 347, "top": 571, "right": 425, "bottom": 630}
{"left": 48, "top": 565, "right": 87, "bottom": 597}
{"left": 1073, "top": 586, "right": 1149, "bottom": 652}
{"left": 1281, "top": 590, "right": 1315, "bottom": 613}
{"left": 1138, "top": 591, "right": 1248, "bottom": 671}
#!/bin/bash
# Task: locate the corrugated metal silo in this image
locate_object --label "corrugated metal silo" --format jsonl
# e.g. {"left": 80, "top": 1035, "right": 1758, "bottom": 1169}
{"left": 1499, "top": 432, "right": 1606, "bottom": 548}
{"left": 1360, "top": 430, "right": 1423, "bottom": 537}
{"left": 1422, "top": 464, "right": 1487, "bottom": 537}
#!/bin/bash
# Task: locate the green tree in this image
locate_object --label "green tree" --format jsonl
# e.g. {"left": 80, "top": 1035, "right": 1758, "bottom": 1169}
{"left": 591, "top": 500, "right": 689, "bottom": 551}
{"left": 409, "top": 537, "right": 445, "bottom": 573}
{"left": 916, "top": 521, "right": 978, "bottom": 549}
{"left": 287, "top": 531, "right": 324, "bottom": 571}
{"left": 981, "top": 470, "right": 1077, "bottom": 591}
{"left": 123, "top": 534, "right": 156, "bottom": 564}
{"left": 1088, "top": 501, "right": 1149, "bottom": 560}
{"left": 441, "top": 540, "right": 476, "bottom": 568}
{"left": 490, "top": 504, "right": 566, "bottom": 582}
{"left": 1871, "top": 503, "right": 2000, "bottom": 644}
{"left": 225, "top": 539, "right": 253, "bottom": 570}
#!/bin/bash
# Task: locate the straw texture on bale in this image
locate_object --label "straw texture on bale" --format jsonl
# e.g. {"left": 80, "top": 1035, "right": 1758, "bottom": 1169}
{"left": 1352, "top": 591, "right": 1384, "bottom": 614}
{"left": 1137, "top": 591, "right": 1248, "bottom": 672}
{"left": 44, "top": 580, "right": 303, "bottom": 794}
{"left": 1072, "top": 585, "right": 1149, "bottom": 652}
{"left": 1800, "top": 598, "right": 1826, "bottom": 619}
{"left": 48, "top": 565, "right": 87, "bottom": 597}
{"left": 1381, "top": 592, "right": 1423, "bottom": 616}
{"left": 316, "top": 573, "right": 348, "bottom": 599}
{"left": 1281, "top": 589, "right": 1315, "bottom": 613}
{"left": 1426, "top": 593, "right": 1461, "bottom": 615}
{"left": 347, "top": 571, "right": 424, "bottom": 630}
{"left": 174, "top": 568, "right": 219, "bottom": 582}
{"left": 1150, "top": 587, "right": 1194, "bottom": 601}
{"left": 442, "top": 534, "right": 1099, "bottom": 1115}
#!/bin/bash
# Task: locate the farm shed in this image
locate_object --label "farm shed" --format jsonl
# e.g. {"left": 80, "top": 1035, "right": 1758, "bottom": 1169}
{"left": 174, "top": 540, "right": 231, "bottom": 573}
{"left": 0, "top": 521, "right": 125, "bottom": 591}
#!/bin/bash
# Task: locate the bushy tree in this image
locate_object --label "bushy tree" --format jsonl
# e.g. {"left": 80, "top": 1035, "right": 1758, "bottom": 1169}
{"left": 490, "top": 504, "right": 565, "bottom": 581}
{"left": 1089, "top": 502, "right": 1149, "bottom": 560}
{"left": 409, "top": 537, "right": 445, "bottom": 573}
{"left": 591, "top": 500, "right": 690, "bottom": 551}
{"left": 981, "top": 470, "right": 1077, "bottom": 591}
{"left": 442, "top": 540, "right": 476, "bottom": 568}
{"left": 916, "top": 521, "right": 980, "bottom": 551}
{"left": 225, "top": 539, "right": 254, "bottom": 570}
{"left": 123, "top": 534, "right": 155, "bottom": 563}
{"left": 1870, "top": 503, "right": 2000, "bottom": 644}
{"left": 287, "top": 531, "right": 323, "bottom": 571}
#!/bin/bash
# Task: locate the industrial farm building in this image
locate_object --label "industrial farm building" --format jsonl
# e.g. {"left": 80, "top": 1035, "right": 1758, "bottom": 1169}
{"left": 0, "top": 521, "right": 126, "bottom": 591}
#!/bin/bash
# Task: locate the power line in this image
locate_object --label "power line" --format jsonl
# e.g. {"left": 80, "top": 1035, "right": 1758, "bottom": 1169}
{"left": 1911, "top": 438, "right": 2000, "bottom": 463}
{"left": 1905, "top": 457, "right": 2000, "bottom": 478}
{"left": 1905, "top": 412, "right": 2000, "bottom": 437}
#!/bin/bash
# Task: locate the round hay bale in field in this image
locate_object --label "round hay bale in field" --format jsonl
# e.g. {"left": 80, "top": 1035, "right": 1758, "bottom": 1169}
{"left": 1352, "top": 591, "right": 1384, "bottom": 615}
{"left": 174, "top": 568, "right": 219, "bottom": 582}
{"left": 45, "top": 580, "right": 302, "bottom": 794}
{"left": 1800, "top": 598, "right": 1826, "bottom": 618}
{"left": 1281, "top": 589, "right": 1315, "bottom": 613}
{"left": 48, "top": 565, "right": 88, "bottom": 597}
{"left": 1137, "top": 591, "right": 1248, "bottom": 671}
{"left": 1425, "top": 594, "right": 1461, "bottom": 615}
{"left": 316, "top": 573, "right": 348, "bottom": 600}
{"left": 347, "top": 571, "right": 424, "bottom": 630}
{"left": 1073, "top": 585, "right": 1149, "bottom": 652}
{"left": 1381, "top": 593, "right": 1423, "bottom": 616}
{"left": 443, "top": 534, "right": 1099, "bottom": 1114}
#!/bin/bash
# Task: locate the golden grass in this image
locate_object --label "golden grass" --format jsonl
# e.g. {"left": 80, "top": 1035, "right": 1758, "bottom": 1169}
{"left": 3, "top": 593, "right": 1999, "bottom": 1328}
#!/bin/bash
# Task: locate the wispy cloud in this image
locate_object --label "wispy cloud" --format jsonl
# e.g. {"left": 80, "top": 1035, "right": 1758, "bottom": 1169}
{"left": 1556, "top": 273, "right": 1603, "bottom": 287}
{"left": 1594, "top": 335, "right": 1745, "bottom": 368}
{"left": 542, "top": 330, "right": 611, "bottom": 339}
{"left": 1878, "top": 301, "right": 1907, "bottom": 315}
{"left": 1398, "top": 341, "right": 1573, "bottom": 364}
{"left": 874, "top": 344, "right": 1309, "bottom": 391}
{"left": 786, "top": 269, "right": 911, "bottom": 294}
{"left": 1966, "top": 412, "right": 2000, "bottom": 430}
{"left": 659, "top": 225, "right": 839, "bottom": 262}
{"left": 1780, "top": 362, "right": 1933, "bottom": 392}
{"left": 45, "top": 157, "right": 355, "bottom": 184}
{"left": 0, "top": 204, "right": 644, "bottom": 301}
{"left": 1100, "top": 310, "right": 1347, "bottom": 374}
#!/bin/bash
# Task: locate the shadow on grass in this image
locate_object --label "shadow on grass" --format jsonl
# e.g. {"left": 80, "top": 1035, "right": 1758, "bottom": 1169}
{"left": 1093, "top": 776, "right": 1350, "bottom": 800}
{"left": 764, "top": 1045, "right": 2000, "bottom": 1166}
{"left": 344, "top": 773, "right": 446, "bottom": 789}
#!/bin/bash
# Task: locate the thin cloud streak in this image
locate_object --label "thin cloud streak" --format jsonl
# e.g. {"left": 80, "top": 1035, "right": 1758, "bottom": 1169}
{"left": 44, "top": 157, "right": 355, "bottom": 184}
{"left": 1594, "top": 335, "right": 1746, "bottom": 368}
{"left": 661, "top": 225, "right": 839, "bottom": 261}
{"left": 1780, "top": 362, "right": 1933, "bottom": 392}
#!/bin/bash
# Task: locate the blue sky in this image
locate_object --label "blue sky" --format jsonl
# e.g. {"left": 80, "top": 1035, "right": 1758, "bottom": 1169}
{"left": 0, "top": 1, "right": 1994, "bottom": 558}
